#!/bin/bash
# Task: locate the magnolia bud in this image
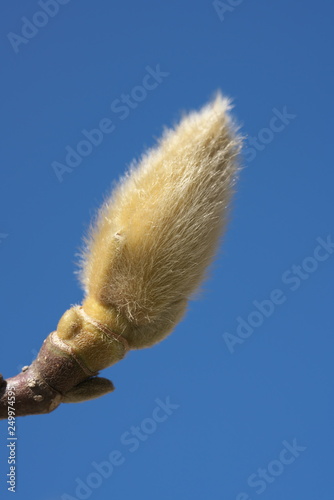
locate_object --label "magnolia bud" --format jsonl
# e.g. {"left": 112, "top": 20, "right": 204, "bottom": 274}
{"left": 65, "top": 92, "right": 242, "bottom": 370}
{"left": 0, "top": 93, "right": 242, "bottom": 417}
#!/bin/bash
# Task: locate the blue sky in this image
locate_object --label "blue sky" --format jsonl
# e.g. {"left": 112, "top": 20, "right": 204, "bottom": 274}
{"left": 0, "top": 1, "right": 333, "bottom": 499}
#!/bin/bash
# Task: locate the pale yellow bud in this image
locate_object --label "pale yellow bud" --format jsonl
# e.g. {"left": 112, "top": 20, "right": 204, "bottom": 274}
{"left": 0, "top": 94, "right": 243, "bottom": 417}
{"left": 80, "top": 93, "right": 242, "bottom": 350}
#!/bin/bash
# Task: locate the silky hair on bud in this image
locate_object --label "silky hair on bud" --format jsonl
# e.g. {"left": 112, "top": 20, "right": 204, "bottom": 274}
{"left": 79, "top": 93, "right": 242, "bottom": 349}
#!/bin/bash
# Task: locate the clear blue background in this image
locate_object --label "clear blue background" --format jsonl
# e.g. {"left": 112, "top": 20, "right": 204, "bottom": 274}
{"left": 0, "top": 1, "right": 333, "bottom": 499}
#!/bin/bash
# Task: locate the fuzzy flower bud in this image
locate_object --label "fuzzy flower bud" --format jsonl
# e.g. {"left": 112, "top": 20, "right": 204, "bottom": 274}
{"left": 0, "top": 93, "right": 242, "bottom": 417}
{"left": 75, "top": 92, "right": 242, "bottom": 359}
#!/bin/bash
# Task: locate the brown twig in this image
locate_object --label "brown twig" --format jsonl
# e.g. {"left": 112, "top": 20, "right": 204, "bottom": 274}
{"left": 0, "top": 332, "right": 114, "bottom": 419}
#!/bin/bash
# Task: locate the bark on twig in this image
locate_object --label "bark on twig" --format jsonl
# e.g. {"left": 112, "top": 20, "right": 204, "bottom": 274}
{"left": 0, "top": 332, "right": 114, "bottom": 419}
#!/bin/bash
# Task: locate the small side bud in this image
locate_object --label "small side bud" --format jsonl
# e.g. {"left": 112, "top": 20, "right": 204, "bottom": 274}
{"left": 56, "top": 306, "right": 127, "bottom": 372}
{"left": 57, "top": 307, "right": 83, "bottom": 340}
{"left": 62, "top": 377, "right": 115, "bottom": 403}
